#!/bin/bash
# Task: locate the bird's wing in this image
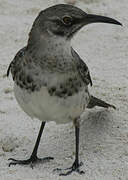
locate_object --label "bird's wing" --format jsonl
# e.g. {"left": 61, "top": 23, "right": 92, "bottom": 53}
{"left": 71, "top": 47, "right": 92, "bottom": 86}
{"left": 7, "top": 47, "right": 26, "bottom": 79}
{"left": 7, "top": 47, "right": 40, "bottom": 92}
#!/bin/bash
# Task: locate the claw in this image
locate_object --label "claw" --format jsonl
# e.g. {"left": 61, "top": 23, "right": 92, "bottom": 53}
{"left": 53, "top": 161, "right": 84, "bottom": 176}
{"left": 8, "top": 158, "right": 18, "bottom": 162}
{"left": 8, "top": 156, "right": 54, "bottom": 167}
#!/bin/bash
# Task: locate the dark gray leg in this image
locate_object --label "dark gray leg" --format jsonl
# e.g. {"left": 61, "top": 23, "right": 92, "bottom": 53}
{"left": 55, "top": 118, "right": 84, "bottom": 176}
{"left": 8, "top": 122, "right": 54, "bottom": 167}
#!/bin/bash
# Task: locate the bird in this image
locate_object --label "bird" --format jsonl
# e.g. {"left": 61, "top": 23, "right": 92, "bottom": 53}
{"left": 7, "top": 4, "right": 121, "bottom": 176}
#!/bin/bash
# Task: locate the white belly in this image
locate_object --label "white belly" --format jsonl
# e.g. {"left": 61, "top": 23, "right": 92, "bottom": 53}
{"left": 14, "top": 83, "right": 90, "bottom": 124}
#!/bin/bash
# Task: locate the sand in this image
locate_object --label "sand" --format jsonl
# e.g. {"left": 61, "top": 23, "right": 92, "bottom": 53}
{"left": 0, "top": 0, "right": 128, "bottom": 179}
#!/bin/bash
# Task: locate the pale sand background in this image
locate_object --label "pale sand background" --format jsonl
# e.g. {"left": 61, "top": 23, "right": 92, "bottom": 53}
{"left": 0, "top": 0, "right": 128, "bottom": 179}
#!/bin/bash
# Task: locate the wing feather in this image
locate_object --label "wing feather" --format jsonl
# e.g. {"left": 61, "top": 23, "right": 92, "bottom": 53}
{"left": 71, "top": 47, "right": 92, "bottom": 86}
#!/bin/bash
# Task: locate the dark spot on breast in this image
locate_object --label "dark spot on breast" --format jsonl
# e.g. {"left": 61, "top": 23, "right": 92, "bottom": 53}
{"left": 85, "top": 88, "right": 88, "bottom": 93}
{"left": 74, "top": 88, "right": 78, "bottom": 93}
{"left": 16, "top": 81, "right": 19, "bottom": 86}
{"left": 25, "top": 86, "right": 29, "bottom": 90}
{"left": 22, "top": 80, "right": 26, "bottom": 86}
{"left": 48, "top": 86, "right": 56, "bottom": 96}
{"left": 20, "top": 84, "right": 23, "bottom": 88}
{"left": 35, "top": 72, "right": 39, "bottom": 76}
{"left": 55, "top": 91, "right": 64, "bottom": 98}
{"left": 60, "top": 84, "right": 63, "bottom": 89}
{"left": 27, "top": 75, "right": 33, "bottom": 83}
{"left": 61, "top": 88, "right": 67, "bottom": 94}
{"left": 31, "top": 84, "right": 36, "bottom": 92}
{"left": 43, "top": 82, "right": 47, "bottom": 86}
{"left": 68, "top": 78, "right": 72, "bottom": 82}
{"left": 19, "top": 74, "right": 22, "bottom": 81}
{"left": 79, "top": 82, "right": 82, "bottom": 87}
{"left": 67, "top": 91, "right": 73, "bottom": 96}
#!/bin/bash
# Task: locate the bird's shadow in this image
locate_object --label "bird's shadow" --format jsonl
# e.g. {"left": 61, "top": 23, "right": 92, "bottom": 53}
{"left": 47, "top": 108, "right": 115, "bottom": 160}
{"left": 80, "top": 108, "right": 114, "bottom": 149}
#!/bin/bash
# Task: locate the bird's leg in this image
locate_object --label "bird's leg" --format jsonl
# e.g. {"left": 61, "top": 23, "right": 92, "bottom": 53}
{"left": 55, "top": 118, "right": 84, "bottom": 176}
{"left": 8, "top": 122, "right": 54, "bottom": 168}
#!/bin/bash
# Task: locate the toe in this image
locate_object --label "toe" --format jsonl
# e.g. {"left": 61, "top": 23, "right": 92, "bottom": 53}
{"left": 54, "top": 161, "right": 84, "bottom": 176}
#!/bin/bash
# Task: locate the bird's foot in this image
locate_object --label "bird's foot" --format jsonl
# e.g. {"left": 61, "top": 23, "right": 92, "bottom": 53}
{"left": 8, "top": 155, "right": 54, "bottom": 168}
{"left": 54, "top": 160, "right": 84, "bottom": 176}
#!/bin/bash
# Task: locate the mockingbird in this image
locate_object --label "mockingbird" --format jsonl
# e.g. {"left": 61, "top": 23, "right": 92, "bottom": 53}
{"left": 7, "top": 4, "right": 121, "bottom": 176}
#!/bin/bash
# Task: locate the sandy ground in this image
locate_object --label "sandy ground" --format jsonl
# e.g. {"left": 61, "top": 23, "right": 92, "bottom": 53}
{"left": 0, "top": 0, "right": 128, "bottom": 179}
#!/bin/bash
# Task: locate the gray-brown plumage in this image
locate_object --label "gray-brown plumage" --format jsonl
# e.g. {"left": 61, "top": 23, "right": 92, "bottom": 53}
{"left": 7, "top": 4, "right": 121, "bottom": 176}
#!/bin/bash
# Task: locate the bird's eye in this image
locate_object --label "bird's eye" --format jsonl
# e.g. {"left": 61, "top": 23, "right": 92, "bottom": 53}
{"left": 62, "top": 16, "right": 72, "bottom": 26}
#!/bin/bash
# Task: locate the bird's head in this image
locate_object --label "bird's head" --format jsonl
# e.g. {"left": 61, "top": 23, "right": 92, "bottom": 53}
{"left": 28, "top": 4, "right": 122, "bottom": 44}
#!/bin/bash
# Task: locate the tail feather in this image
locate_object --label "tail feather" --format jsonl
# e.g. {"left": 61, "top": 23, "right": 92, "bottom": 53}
{"left": 87, "top": 95, "right": 116, "bottom": 109}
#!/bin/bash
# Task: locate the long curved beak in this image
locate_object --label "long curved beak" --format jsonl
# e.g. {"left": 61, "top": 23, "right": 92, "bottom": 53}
{"left": 84, "top": 14, "right": 122, "bottom": 26}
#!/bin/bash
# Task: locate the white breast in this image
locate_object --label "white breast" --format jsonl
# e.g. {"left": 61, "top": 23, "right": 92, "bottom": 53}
{"left": 14, "top": 83, "right": 90, "bottom": 124}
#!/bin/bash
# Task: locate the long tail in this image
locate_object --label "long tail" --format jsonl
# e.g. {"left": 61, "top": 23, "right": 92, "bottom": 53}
{"left": 87, "top": 95, "right": 116, "bottom": 109}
